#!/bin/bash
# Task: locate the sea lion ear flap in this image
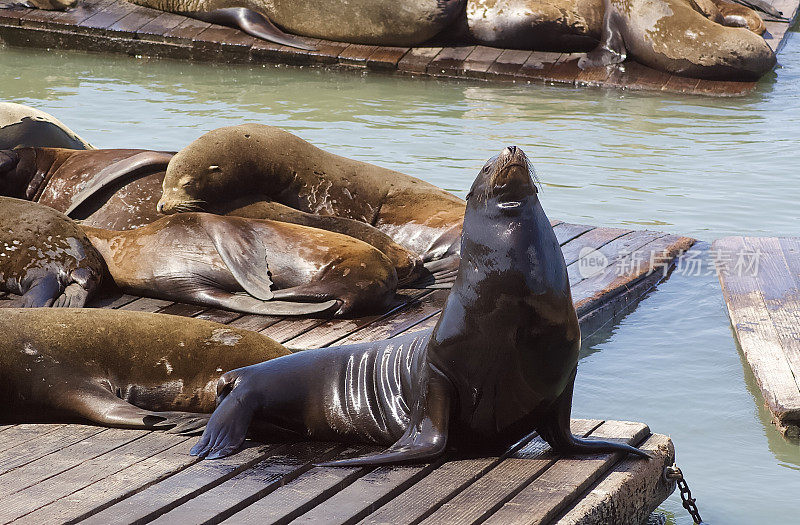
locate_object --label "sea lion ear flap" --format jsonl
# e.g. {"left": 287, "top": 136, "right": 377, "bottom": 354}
{"left": 0, "top": 150, "right": 20, "bottom": 175}
{"left": 316, "top": 365, "right": 453, "bottom": 467}
{"left": 200, "top": 215, "right": 275, "bottom": 301}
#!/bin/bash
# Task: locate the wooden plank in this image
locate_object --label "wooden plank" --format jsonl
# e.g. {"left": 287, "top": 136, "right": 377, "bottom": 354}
{"left": 1, "top": 432, "right": 188, "bottom": 523}
{"left": 693, "top": 78, "right": 755, "bottom": 97}
{"left": 227, "top": 313, "right": 284, "bottom": 332}
{"left": 162, "top": 16, "right": 211, "bottom": 43}
{"left": 105, "top": 5, "right": 159, "bottom": 36}
{"left": 135, "top": 11, "right": 186, "bottom": 42}
{"left": 338, "top": 43, "right": 380, "bottom": 66}
{"left": 0, "top": 429, "right": 147, "bottom": 498}
{"left": 553, "top": 223, "right": 595, "bottom": 246}
{"left": 427, "top": 46, "right": 476, "bottom": 77}
{"left": 483, "top": 420, "right": 650, "bottom": 524}
{"left": 661, "top": 74, "right": 701, "bottom": 95}
{"left": 192, "top": 24, "right": 256, "bottom": 63}
{"left": 566, "top": 230, "right": 666, "bottom": 285}
{"left": 194, "top": 307, "right": 243, "bottom": 324}
{"left": 0, "top": 6, "right": 30, "bottom": 26}
{"left": 220, "top": 446, "right": 381, "bottom": 524}
{"left": 460, "top": 45, "right": 503, "bottom": 78}
{"left": 291, "top": 38, "right": 347, "bottom": 65}
{"left": 76, "top": 1, "right": 137, "bottom": 33}
{"left": 418, "top": 420, "right": 601, "bottom": 525}
{"left": 486, "top": 48, "right": 533, "bottom": 80}
{"left": 89, "top": 292, "right": 139, "bottom": 309}
{"left": 714, "top": 236, "right": 800, "bottom": 431}
{"left": 80, "top": 442, "right": 285, "bottom": 525}
{"left": 555, "top": 433, "right": 675, "bottom": 525}
{"left": 116, "top": 296, "right": 173, "bottom": 312}
{"left": 260, "top": 317, "right": 327, "bottom": 343}
{"left": 397, "top": 47, "right": 442, "bottom": 74}
{"left": 515, "top": 52, "right": 562, "bottom": 81}
{"left": 149, "top": 443, "right": 339, "bottom": 525}
{"left": 366, "top": 46, "right": 410, "bottom": 70}
{"left": 574, "top": 63, "right": 615, "bottom": 87}
{"left": 541, "top": 54, "right": 584, "bottom": 85}
{"left": 18, "top": 7, "right": 63, "bottom": 29}
{"left": 156, "top": 302, "right": 209, "bottom": 317}
{"left": 19, "top": 438, "right": 200, "bottom": 524}
{"left": 0, "top": 425, "right": 102, "bottom": 477}
{"left": 560, "top": 226, "right": 632, "bottom": 266}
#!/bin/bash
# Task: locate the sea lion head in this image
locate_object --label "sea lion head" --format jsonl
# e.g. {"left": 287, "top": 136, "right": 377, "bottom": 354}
{"left": 158, "top": 126, "right": 267, "bottom": 214}
{"left": 466, "top": 145, "right": 538, "bottom": 213}
{"left": 0, "top": 149, "right": 24, "bottom": 197}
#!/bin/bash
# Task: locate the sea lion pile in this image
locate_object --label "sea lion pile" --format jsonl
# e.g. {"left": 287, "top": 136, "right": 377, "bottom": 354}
{"left": 24, "top": 0, "right": 781, "bottom": 80}
{"left": 0, "top": 104, "right": 649, "bottom": 465}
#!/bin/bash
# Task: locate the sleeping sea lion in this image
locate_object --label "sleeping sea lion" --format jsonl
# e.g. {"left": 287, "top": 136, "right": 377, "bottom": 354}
{"left": 157, "top": 124, "right": 466, "bottom": 266}
{"left": 81, "top": 213, "right": 400, "bottom": 317}
{"left": 578, "top": 0, "right": 776, "bottom": 80}
{"left": 0, "top": 308, "right": 289, "bottom": 432}
{"left": 0, "top": 102, "right": 92, "bottom": 150}
{"left": 0, "top": 197, "right": 104, "bottom": 308}
{"left": 128, "top": 0, "right": 464, "bottom": 48}
{"left": 190, "top": 146, "right": 650, "bottom": 463}
{"left": 0, "top": 147, "right": 423, "bottom": 283}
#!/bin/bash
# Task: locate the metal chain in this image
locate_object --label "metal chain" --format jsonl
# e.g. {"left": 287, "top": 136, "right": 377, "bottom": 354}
{"left": 664, "top": 464, "right": 703, "bottom": 524}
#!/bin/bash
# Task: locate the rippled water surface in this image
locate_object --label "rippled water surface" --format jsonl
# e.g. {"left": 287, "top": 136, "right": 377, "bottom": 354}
{"left": 2, "top": 26, "right": 799, "bottom": 524}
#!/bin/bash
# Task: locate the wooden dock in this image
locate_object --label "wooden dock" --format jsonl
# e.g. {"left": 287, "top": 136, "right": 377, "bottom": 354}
{"left": 0, "top": 222, "right": 691, "bottom": 524}
{"left": 0, "top": 0, "right": 796, "bottom": 97}
{"left": 714, "top": 236, "right": 800, "bottom": 438}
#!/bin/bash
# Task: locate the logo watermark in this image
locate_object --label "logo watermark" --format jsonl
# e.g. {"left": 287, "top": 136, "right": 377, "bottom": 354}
{"left": 575, "top": 248, "right": 763, "bottom": 279}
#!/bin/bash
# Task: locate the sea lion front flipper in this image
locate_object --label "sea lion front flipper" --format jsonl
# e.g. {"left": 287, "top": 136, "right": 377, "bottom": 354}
{"left": 65, "top": 151, "right": 174, "bottom": 218}
{"left": 200, "top": 215, "right": 274, "bottom": 301}
{"left": 537, "top": 371, "right": 651, "bottom": 459}
{"left": 318, "top": 365, "right": 453, "bottom": 467}
{"left": 195, "top": 288, "right": 339, "bottom": 317}
{"left": 18, "top": 273, "right": 63, "bottom": 307}
{"left": 408, "top": 255, "right": 461, "bottom": 289}
{"left": 183, "top": 8, "right": 316, "bottom": 51}
{"left": 578, "top": 0, "right": 627, "bottom": 69}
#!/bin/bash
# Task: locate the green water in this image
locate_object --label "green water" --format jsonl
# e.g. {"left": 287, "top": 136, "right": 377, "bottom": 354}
{"left": 3, "top": 27, "right": 800, "bottom": 523}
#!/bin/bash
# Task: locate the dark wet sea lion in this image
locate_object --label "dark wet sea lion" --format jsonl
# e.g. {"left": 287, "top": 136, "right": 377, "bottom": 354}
{"left": 190, "top": 146, "right": 649, "bottom": 463}
{"left": 0, "top": 197, "right": 104, "bottom": 308}
{"left": 81, "top": 212, "right": 399, "bottom": 317}
{"left": 0, "top": 147, "right": 172, "bottom": 230}
{"left": 130, "top": 0, "right": 463, "bottom": 47}
{"left": 157, "top": 124, "right": 466, "bottom": 264}
{"left": 579, "top": 0, "right": 775, "bottom": 80}
{"left": 0, "top": 308, "right": 289, "bottom": 431}
{"left": 0, "top": 102, "right": 92, "bottom": 150}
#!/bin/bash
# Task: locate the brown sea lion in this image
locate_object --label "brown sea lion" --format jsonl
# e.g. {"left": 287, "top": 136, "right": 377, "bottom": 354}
{"left": 579, "top": 0, "right": 776, "bottom": 80}
{"left": 157, "top": 124, "right": 467, "bottom": 266}
{"left": 128, "top": 0, "right": 463, "bottom": 48}
{"left": 0, "top": 102, "right": 91, "bottom": 150}
{"left": 190, "top": 146, "right": 650, "bottom": 464}
{"left": 0, "top": 147, "right": 423, "bottom": 283}
{"left": 0, "top": 197, "right": 104, "bottom": 308}
{"left": 81, "top": 212, "right": 400, "bottom": 317}
{"left": 0, "top": 308, "right": 289, "bottom": 432}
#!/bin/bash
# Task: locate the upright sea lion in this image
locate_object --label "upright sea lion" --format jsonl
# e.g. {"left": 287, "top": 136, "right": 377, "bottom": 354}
{"left": 0, "top": 147, "right": 423, "bottom": 282}
{"left": 0, "top": 308, "right": 289, "bottom": 431}
{"left": 158, "top": 124, "right": 466, "bottom": 265}
{"left": 0, "top": 197, "right": 104, "bottom": 308}
{"left": 190, "top": 146, "right": 649, "bottom": 463}
{"left": 129, "top": 0, "right": 463, "bottom": 47}
{"left": 0, "top": 102, "right": 92, "bottom": 150}
{"left": 81, "top": 213, "right": 399, "bottom": 317}
{"left": 579, "top": 0, "right": 776, "bottom": 80}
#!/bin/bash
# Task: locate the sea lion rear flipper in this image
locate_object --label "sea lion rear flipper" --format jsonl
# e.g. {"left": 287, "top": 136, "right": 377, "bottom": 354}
{"left": 18, "top": 273, "right": 63, "bottom": 308}
{"left": 537, "top": 372, "right": 651, "bottom": 459}
{"left": 200, "top": 215, "right": 274, "bottom": 301}
{"left": 317, "top": 365, "right": 453, "bottom": 467}
{"left": 578, "top": 0, "right": 627, "bottom": 69}
{"left": 184, "top": 8, "right": 317, "bottom": 51}
{"left": 408, "top": 255, "right": 461, "bottom": 289}
{"left": 65, "top": 151, "right": 174, "bottom": 218}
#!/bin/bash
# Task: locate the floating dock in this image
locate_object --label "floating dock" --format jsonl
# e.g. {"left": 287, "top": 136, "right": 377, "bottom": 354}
{"left": 714, "top": 236, "right": 800, "bottom": 437}
{"left": 0, "top": 221, "right": 691, "bottom": 524}
{"left": 0, "top": 0, "right": 797, "bottom": 97}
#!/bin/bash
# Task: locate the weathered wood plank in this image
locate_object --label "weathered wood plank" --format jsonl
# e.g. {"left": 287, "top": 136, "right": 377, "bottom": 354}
{"left": 150, "top": 443, "right": 339, "bottom": 524}
{"left": 116, "top": 296, "right": 173, "bottom": 312}
{"left": 366, "top": 46, "right": 410, "bottom": 70}
{"left": 1, "top": 432, "right": 187, "bottom": 523}
{"left": 553, "top": 223, "right": 595, "bottom": 246}
{"left": 0, "top": 425, "right": 103, "bottom": 477}
{"left": 555, "top": 433, "right": 675, "bottom": 525}
{"left": 89, "top": 292, "right": 139, "bottom": 309}
{"left": 427, "top": 46, "right": 476, "bottom": 77}
{"left": 566, "top": 230, "right": 666, "bottom": 285}
{"left": 338, "top": 43, "right": 380, "bottom": 66}
{"left": 560, "top": 226, "right": 632, "bottom": 266}
{"left": 483, "top": 420, "right": 650, "bottom": 524}
{"left": 460, "top": 45, "right": 503, "bottom": 78}
{"left": 20, "top": 437, "right": 200, "bottom": 524}
{"left": 397, "top": 47, "right": 442, "bottom": 74}
{"left": 417, "top": 420, "right": 601, "bottom": 525}
{"left": 80, "top": 442, "right": 285, "bottom": 524}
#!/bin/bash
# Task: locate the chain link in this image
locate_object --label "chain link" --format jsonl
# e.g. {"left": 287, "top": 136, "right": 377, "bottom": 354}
{"left": 664, "top": 464, "right": 703, "bottom": 524}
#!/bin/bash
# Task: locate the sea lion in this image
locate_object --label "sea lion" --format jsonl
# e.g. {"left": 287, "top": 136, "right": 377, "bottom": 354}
{"left": 0, "top": 308, "right": 289, "bottom": 431}
{"left": 129, "top": 0, "right": 463, "bottom": 47}
{"left": 81, "top": 212, "right": 400, "bottom": 317}
{"left": 190, "top": 146, "right": 649, "bottom": 464}
{"left": 0, "top": 197, "right": 104, "bottom": 308}
{"left": 0, "top": 102, "right": 92, "bottom": 150}
{"left": 158, "top": 124, "right": 466, "bottom": 266}
{"left": 579, "top": 0, "right": 776, "bottom": 80}
{"left": 0, "top": 147, "right": 424, "bottom": 283}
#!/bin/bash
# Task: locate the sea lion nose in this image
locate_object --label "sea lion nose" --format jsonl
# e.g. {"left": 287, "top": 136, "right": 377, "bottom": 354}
{"left": 505, "top": 145, "right": 517, "bottom": 155}
{"left": 156, "top": 202, "right": 164, "bottom": 213}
